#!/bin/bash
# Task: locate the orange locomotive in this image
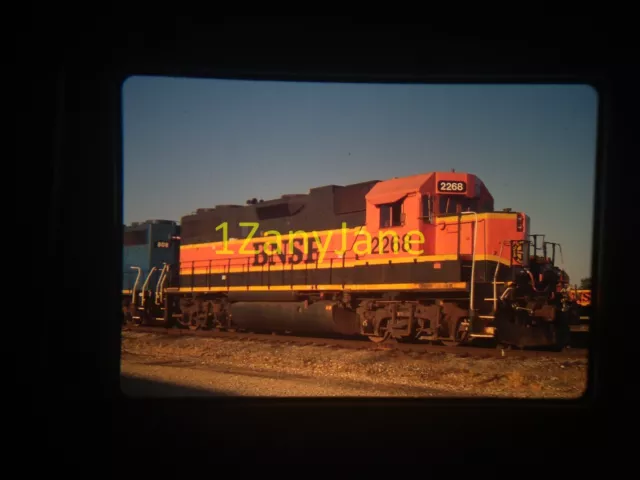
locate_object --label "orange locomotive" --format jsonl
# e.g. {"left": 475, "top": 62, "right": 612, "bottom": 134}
{"left": 161, "top": 170, "right": 578, "bottom": 350}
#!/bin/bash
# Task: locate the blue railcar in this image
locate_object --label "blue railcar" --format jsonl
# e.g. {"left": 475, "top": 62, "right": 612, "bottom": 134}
{"left": 122, "top": 219, "right": 180, "bottom": 325}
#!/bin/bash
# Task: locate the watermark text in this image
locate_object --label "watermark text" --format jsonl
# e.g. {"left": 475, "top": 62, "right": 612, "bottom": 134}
{"left": 213, "top": 222, "right": 425, "bottom": 265}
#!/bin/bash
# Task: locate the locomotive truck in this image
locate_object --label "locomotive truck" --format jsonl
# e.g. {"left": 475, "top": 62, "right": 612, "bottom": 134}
{"left": 122, "top": 170, "right": 583, "bottom": 350}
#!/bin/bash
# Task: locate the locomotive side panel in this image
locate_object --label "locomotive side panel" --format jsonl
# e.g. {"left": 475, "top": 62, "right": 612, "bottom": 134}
{"left": 148, "top": 221, "right": 181, "bottom": 277}
{"left": 123, "top": 244, "right": 149, "bottom": 292}
{"left": 176, "top": 226, "right": 467, "bottom": 293}
{"left": 435, "top": 212, "right": 529, "bottom": 282}
{"left": 122, "top": 220, "right": 180, "bottom": 326}
{"left": 123, "top": 221, "right": 180, "bottom": 294}
{"left": 123, "top": 225, "right": 149, "bottom": 294}
{"left": 179, "top": 180, "right": 380, "bottom": 246}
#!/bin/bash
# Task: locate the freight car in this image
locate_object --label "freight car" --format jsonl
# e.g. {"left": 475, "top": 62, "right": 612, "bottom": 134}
{"left": 121, "top": 170, "right": 581, "bottom": 351}
{"left": 122, "top": 219, "right": 180, "bottom": 326}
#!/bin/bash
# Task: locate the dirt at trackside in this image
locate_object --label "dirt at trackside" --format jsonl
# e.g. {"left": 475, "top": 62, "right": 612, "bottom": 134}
{"left": 120, "top": 331, "right": 588, "bottom": 398}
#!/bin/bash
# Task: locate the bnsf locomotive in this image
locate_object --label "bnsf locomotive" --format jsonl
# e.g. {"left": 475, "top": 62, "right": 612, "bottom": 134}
{"left": 567, "top": 287, "right": 591, "bottom": 334}
{"left": 122, "top": 170, "right": 583, "bottom": 350}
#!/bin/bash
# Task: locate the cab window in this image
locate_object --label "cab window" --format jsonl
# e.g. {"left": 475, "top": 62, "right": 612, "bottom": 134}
{"left": 438, "top": 195, "right": 478, "bottom": 215}
{"left": 379, "top": 200, "right": 403, "bottom": 228}
{"left": 421, "top": 195, "right": 433, "bottom": 223}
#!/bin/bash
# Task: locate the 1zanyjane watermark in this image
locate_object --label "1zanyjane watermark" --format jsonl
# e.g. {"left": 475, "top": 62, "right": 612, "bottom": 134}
{"left": 213, "top": 221, "right": 425, "bottom": 263}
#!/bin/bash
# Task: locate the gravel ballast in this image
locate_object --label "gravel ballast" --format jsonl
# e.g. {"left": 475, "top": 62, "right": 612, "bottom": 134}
{"left": 120, "top": 331, "right": 589, "bottom": 398}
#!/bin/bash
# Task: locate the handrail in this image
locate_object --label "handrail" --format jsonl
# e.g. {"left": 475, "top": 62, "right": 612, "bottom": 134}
{"left": 155, "top": 263, "right": 168, "bottom": 305}
{"left": 130, "top": 266, "right": 142, "bottom": 304}
{"left": 161, "top": 263, "right": 170, "bottom": 298}
{"left": 159, "top": 265, "right": 171, "bottom": 303}
{"left": 140, "top": 266, "right": 157, "bottom": 307}
{"left": 493, "top": 241, "right": 505, "bottom": 313}
{"left": 461, "top": 211, "right": 478, "bottom": 329}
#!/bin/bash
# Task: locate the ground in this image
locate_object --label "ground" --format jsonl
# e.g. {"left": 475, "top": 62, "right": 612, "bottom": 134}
{"left": 120, "top": 331, "right": 588, "bottom": 398}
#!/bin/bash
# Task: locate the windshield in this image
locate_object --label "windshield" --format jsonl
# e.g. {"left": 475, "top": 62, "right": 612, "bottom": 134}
{"left": 438, "top": 195, "right": 478, "bottom": 215}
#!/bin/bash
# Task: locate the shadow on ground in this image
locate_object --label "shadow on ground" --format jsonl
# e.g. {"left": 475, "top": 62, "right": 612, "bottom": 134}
{"left": 120, "top": 374, "right": 229, "bottom": 397}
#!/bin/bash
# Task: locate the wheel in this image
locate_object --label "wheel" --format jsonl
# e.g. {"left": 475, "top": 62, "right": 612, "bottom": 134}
{"left": 367, "top": 318, "right": 392, "bottom": 343}
{"left": 440, "top": 318, "right": 469, "bottom": 347}
{"left": 394, "top": 331, "right": 422, "bottom": 344}
{"left": 367, "top": 332, "right": 391, "bottom": 343}
{"left": 188, "top": 311, "right": 207, "bottom": 330}
{"left": 175, "top": 312, "right": 193, "bottom": 329}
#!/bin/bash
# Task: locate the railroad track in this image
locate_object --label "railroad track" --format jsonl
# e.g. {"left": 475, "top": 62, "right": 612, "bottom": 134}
{"left": 121, "top": 325, "right": 588, "bottom": 359}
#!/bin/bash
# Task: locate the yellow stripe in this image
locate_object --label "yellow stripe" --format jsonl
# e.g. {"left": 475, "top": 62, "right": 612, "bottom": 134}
{"left": 471, "top": 254, "right": 513, "bottom": 266}
{"left": 180, "top": 213, "right": 519, "bottom": 250}
{"left": 171, "top": 282, "right": 469, "bottom": 293}
{"left": 182, "top": 254, "right": 457, "bottom": 273}
{"left": 353, "top": 254, "right": 457, "bottom": 266}
{"left": 180, "top": 254, "right": 513, "bottom": 275}
{"left": 122, "top": 289, "right": 132, "bottom": 295}
{"left": 435, "top": 212, "right": 519, "bottom": 225}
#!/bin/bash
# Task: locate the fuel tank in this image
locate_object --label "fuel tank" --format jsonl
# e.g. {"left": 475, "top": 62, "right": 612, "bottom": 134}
{"left": 228, "top": 301, "right": 361, "bottom": 336}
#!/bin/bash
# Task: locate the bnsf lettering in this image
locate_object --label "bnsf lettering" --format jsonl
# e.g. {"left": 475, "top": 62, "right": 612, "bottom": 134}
{"left": 252, "top": 238, "right": 319, "bottom": 266}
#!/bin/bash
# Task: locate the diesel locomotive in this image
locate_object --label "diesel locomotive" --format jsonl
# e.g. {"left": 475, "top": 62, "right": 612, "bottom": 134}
{"left": 122, "top": 170, "right": 583, "bottom": 350}
{"left": 567, "top": 287, "right": 591, "bottom": 334}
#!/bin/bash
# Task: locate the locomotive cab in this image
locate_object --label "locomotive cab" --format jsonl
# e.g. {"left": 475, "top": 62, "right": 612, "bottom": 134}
{"left": 364, "top": 171, "right": 499, "bottom": 257}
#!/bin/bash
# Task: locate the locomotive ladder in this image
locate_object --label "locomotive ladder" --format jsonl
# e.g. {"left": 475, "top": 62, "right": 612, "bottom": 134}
{"left": 470, "top": 240, "right": 512, "bottom": 339}
{"left": 472, "top": 240, "right": 524, "bottom": 338}
{"left": 459, "top": 211, "right": 494, "bottom": 339}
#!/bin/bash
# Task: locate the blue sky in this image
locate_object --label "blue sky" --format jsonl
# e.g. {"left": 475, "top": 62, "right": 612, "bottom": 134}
{"left": 122, "top": 77, "right": 598, "bottom": 283}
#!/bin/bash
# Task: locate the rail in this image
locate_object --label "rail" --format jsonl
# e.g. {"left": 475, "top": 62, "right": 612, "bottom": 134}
{"left": 140, "top": 267, "right": 157, "bottom": 307}
{"left": 154, "top": 263, "right": 169, "bottom": 305}
{"left": 122, "top": 325, "right": 588, "bottom": 358}
{"left": 461, "top": 211, "right": 478, "bottom": 330}
{"left": 493, "top": 241, "right": 505, "bottom": 312}
{"left": 130, "top": 266, "right": 142, "bottom": 304}
{"left": 160, "top": 264, "right": 171, "bottom": 304}
{"left": 179, "top": 252, "right": 357, "bottom": 291}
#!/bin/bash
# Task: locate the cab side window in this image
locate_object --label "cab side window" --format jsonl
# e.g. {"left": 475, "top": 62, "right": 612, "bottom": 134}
{"left": 421, "top": 195, "right": 432, "bottom": 223}
{"left": 379, "top": 200, "right": 403, "bottom": 228}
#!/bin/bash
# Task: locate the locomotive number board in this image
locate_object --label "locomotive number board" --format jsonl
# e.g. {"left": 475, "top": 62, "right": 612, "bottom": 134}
{"left": 437, "top": 180, "right": 467, "bottom": 193}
